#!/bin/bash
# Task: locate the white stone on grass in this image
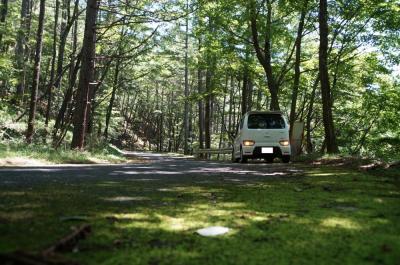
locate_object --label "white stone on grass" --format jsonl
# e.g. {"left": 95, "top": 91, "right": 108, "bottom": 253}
{"left": 196, "top": 226, "right": 230, "bottom": 237}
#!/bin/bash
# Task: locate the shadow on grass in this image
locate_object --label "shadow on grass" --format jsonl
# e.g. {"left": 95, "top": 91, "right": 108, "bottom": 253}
{"left": 0, "top": 161, "right": 399, "bottom": 264}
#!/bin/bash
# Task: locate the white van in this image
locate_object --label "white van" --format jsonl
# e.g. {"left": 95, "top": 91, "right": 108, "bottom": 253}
{"left": 232, "top": 111, "right": 291, "bottom": 163}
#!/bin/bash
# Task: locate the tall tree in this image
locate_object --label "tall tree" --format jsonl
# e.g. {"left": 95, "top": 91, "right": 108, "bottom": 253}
{"left": 71, "top": 0, "right": 99, "bottom": 149}
{"left": 26, "top": 0, "right": 46, "bottom": 143}
{"left": 197, "top": 40, "right": 205, "bottom": 154}
{"left": 249, "top": 0, "right": 296, "bottom": 111}
{"left": 45, "top": 0, "right": 60, "bottom": 134}
{"left": 319, "top": 0, "right": 338, "bottom": 153}
{"left": 0, "top": 0, "right": 8, "bottom": 49}
{"left": 15, "top": 0, "right": 30, "bottom": 100}
{"left": 204, "top": 17, "right": 215, "bottom": 150}
{"left": 183, "top": 0, "right": 190, "bottom": 154}
{"left": 249, "top": 0, "right": 279, "bottom": 110}
{"left": 104, "top": 57, "right": 121, "bottom": 140}
{"left": 289, "top": 0, "right": 308, "bottom": 138}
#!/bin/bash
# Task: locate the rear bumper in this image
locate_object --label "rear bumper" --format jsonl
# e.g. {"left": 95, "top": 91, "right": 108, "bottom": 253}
{"left": 242, "top": 145, "right": 291, "bottom": 158}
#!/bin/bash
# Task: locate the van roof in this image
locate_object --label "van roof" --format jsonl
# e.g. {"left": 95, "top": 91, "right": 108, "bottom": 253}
{"left": 245, "top": 111, "right": 283, "bottom": 115}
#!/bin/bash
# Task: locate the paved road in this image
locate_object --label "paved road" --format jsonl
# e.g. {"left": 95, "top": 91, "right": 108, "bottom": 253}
{"left": 0, "top": 152, "right": 304, "bottom": 187}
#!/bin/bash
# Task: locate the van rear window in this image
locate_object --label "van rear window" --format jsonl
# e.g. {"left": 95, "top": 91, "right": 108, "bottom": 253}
{"left": 247, "top": 114, "right": 285, "bottom": 129}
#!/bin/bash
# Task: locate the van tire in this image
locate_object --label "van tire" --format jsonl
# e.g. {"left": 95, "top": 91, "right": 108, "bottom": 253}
{"left": 239, "top": 147, "right": 248, "bottom": 163}
{"left": 282, "top": 155, "right": 290, "bottom": 163}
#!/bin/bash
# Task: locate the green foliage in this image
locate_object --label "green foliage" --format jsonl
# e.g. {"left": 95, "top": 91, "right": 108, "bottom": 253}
{"left": 0, "top": 0, "right": 398, "bottom": 159}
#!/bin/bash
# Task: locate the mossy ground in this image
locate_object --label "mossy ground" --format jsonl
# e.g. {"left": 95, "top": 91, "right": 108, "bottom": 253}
{"left": 0, "top": 165, "right": 399, "bottom": 264}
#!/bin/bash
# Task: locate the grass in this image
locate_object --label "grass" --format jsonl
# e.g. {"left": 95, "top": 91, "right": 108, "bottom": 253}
{"left": 0, "top": 143, "right": 128, "bottom": 165}
{"left": 0, "top": 164, "right": 399, "bottom": 264}
{"left": 0, "top": 103, "right": 129, "bottom": 165}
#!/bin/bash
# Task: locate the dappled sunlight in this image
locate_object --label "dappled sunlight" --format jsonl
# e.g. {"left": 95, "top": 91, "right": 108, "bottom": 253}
{"left": 163, "top": 185, "right": 224, "bottom": 194}
{"left": 320, "top": 217, "right": 362, "bottom": 230}
{"left": 372, "top": 218, "right": 390, "bottom": 225}
{"left": 103, "top": 196, "right": 150, "bottom": 202}
{"left": 157, "top": 187, "right": 175, "bottom": 192}
{"left": 96, "top": 181, "right": 123, "bottom": 187}
{"left": 110, "top": 170, "right": 183, "bottom": 175}
{"left": 218, "top": 202, "right": 246, "bottom": 208}
{"left": 0, "top": 210, "right": 35, "bottom": 221}
{"left": 103, "top": 212, "right": 150, "bottom": 221}
{"left": 388, "top": 190, "right": 400, "bottom": 196}
{"left": 307, "top": 171, "right": 351, "bottom": 177}
{"left": 184, "top": 166, "right": 297, "bottom": 178}
{"left": 223, "top": 178, "right": 248, "bottom": 182}
{"left": 308, "top": 172, "right": 336, "bottom": 177}
{"left": 0, "top": 191, "right": 28, "bottom": 196}
{"left": 258, "top": 172, "right": 287, "bottom": 176}
{"left": 157, "top": 215, "right": 196, "bottom": 231}
{"left": 1, "top": 155, "right": 399, "bottom": 264}
{"left": 194, "top": 180, "right": 216, "bottom": 184}
{"left": 100, "top": 199, "right": 279, "bottom": 236}
{"left": 185, "top": 166, "right": 256, "bottom": 174}
{"left": 127, "top": 178, "right": 160, "bottom": 181}
{"left": 124, "top": 166, "right": 155, "bottom": 169}
{"left": 12, "top": 203, "right": 42, "bottom": 210}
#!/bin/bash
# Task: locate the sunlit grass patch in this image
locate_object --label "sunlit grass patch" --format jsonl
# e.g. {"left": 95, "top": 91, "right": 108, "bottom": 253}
{"left": 320, "top": 217, "right": 362, "bottom": 230}
{"left": 0, "top": 143, "right": 128, "bottom": 165}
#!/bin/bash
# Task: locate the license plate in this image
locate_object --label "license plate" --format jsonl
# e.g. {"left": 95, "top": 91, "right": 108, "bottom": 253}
{"left": 262, "top": 147, "right": 273, "bottom": 154}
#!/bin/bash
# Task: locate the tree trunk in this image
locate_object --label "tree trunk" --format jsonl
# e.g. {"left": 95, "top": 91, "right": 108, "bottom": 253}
{"left": 168, "top": 91, "right": 174, "bottom": 152}
{"left": 45, "top": 0, "right": 60, "bottom": 135}
{"left": 228, "top": 75, "right": 234, "bottom": 133}
{"left": 86, "top": 59, "right": 111, "bottom": 138}
{"left": 204, "top": 67, "right": 212, "bottom": 150}
{"left": 52, "top": 55, "right": 81, "bottom": 144}
{"left": 52, "top": 16, "right": 80, "bottom": 145}
{"left": 319, "top": 0, "right": 338, "bottom": 153}
{"left": 289, "top": 0, "right": 308, "bottom": 139}
{"left": 306, "top": 76, "right": 319, "bottom": 153}
{"left": 0, "top": 0, "right": 8, "bottom": 49}
{"left": 15, "top": 0, "right": 29, "bottom": 100}
{"left": 217, "top": 76, "right": 228, "bottom": 160}
{"left": 256, "top": 84, "right": 262, "bottom": 110}
{"left": 247, "top": 79, "right": 253, "bottom": 112}
{"left": 183, "top": 0, "right": 190, "bottom": 154}
{"left": 71, "top": 0, "right": 98, "bottom": 149}
{"left": 159, "top": 89, "right": 165, "bottom": 151}
{"left": 55, "top": 0, "right": 78, "bottom": 90}
{"left": 104, "top": 59, "right": 120, "bottom": 140}
{"left": 26, "top": 0, "right": 45, "bottom": 144}
{"left": 250, "top": 0, "right": 280, "bottom": 111}
{"left": 241, "top": 69, "right": 248, "bottom": 116}
{"left": 198, "top": 58, "right": 204, "bottom": 153}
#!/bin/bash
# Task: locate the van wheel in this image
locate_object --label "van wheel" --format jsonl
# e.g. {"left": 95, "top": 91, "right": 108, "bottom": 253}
{"left": 240, "top": 147, "right": 248, "bottom": 163}
{"left": 231, "top": 149, "right": 239, "bottom": 163}
{"left": 282, "top": 155, "right": 290, "bottom": 163}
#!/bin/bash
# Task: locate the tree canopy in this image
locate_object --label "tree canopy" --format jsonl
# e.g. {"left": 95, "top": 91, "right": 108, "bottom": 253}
{"left": 0, "top": 0, "right": 398, "bottom": 160}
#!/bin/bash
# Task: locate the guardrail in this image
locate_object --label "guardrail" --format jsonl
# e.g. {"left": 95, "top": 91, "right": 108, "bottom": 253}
{"left": 193, "top": 148, "right": 233, "bottom": 155}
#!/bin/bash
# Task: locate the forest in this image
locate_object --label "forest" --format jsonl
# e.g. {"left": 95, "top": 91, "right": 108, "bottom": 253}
{"left": 0, "top": 0, "right": 399, "bottom": 160}
{"left": 1, "top": 1, "right": 400, "bottom": 264}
